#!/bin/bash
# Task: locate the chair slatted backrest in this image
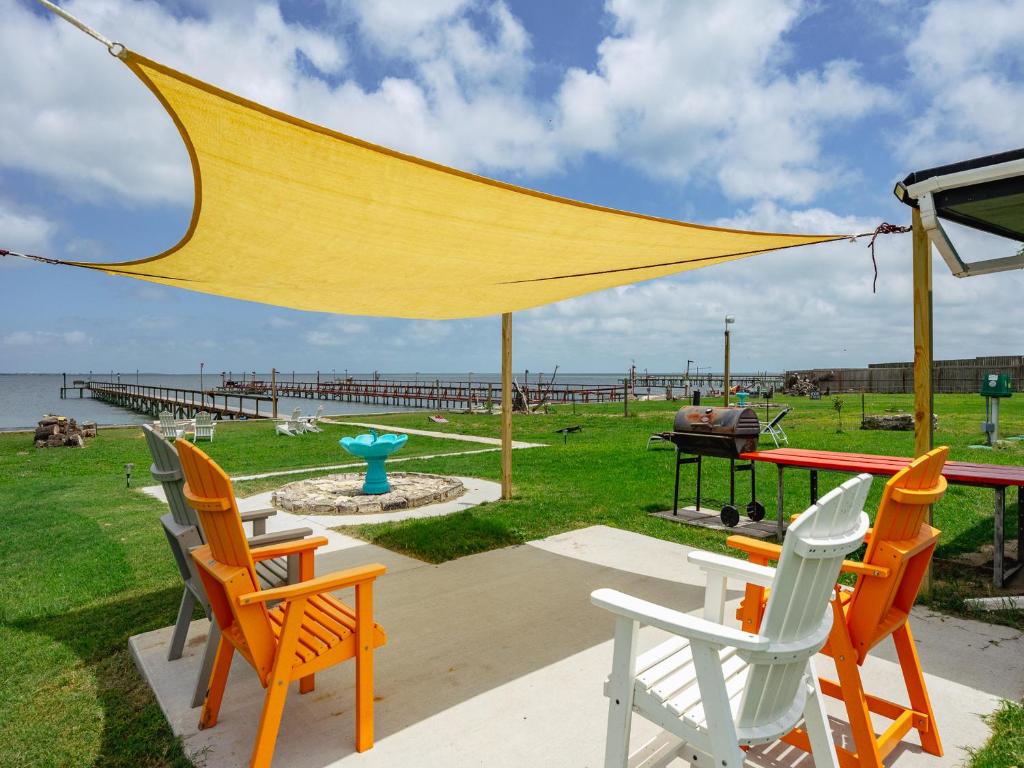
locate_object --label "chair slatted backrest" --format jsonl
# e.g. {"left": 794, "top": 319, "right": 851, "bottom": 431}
{"left": 159, "top": 411, "right": 179, "bottom": 436}
{"left": 143, "top": 423, "right": 202, "bottom": 530}
{"left": 845, "top": 447, "right": 947, "bottom": 660}
{"left": 176, "top": 440, "right": 278, "bottom": 682}
{"left": 196, "top": 411, "right": 212, "bottom": 428}
{"left": 737, "top": 474, "right": 872, "bottom": 730}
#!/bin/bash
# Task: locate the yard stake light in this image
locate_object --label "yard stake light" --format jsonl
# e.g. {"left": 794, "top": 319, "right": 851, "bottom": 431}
{"left": 124, "top": 462, "right": 134, "bottom": 488}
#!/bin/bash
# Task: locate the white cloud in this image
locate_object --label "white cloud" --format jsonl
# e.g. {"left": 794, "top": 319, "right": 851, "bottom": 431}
{"left": 0, "top": 0, "right": 347, "bottom": 205}
{"left": 3, "top": 0, "right": 897, "bottom": 213}
{"left": 898, "top": 0, "right": 1024, "bottom": 167}
{"left": 0, "top": 201, "right": 55, "bottom": 254}
{"left": 517, "top": 200, "right": 1024, "bottom": 371}
{"left": 552, "top": 0, "right": 893, "bottom": 203}
{"left": 2, "top": 329, "right": 92, "bottom": 346}
{"left": 304, "top": 318, "right": 370, "bottom": 346}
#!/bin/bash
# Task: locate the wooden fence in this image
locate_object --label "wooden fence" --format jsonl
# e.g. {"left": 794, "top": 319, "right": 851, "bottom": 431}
{"left": 785, "top": 355, "right": 1023, "bottom": 394}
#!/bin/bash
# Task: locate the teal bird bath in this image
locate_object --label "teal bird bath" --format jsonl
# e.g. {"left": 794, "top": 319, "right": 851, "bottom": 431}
{"left": 339, "top": 430, "right": 408, "bottom": 494}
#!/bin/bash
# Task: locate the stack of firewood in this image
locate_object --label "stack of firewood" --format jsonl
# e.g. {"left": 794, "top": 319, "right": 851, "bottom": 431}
{"left": 784, "top": 373, "right": 829, "bottom": 395}
{"left": 34, "top": 415, "right": 96, "bottom": 448}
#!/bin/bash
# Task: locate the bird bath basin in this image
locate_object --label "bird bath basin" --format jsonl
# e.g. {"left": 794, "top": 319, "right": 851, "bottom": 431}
{"left": 339, "top": 430, "right": 408, "bottom": 494}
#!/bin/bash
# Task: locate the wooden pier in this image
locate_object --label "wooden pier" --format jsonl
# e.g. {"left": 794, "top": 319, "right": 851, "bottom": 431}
{"left": 221, "top": 377, "right": 624, "bottom": 410}
{"left": 70, "top": 381, "right": 273, "bottom": 420}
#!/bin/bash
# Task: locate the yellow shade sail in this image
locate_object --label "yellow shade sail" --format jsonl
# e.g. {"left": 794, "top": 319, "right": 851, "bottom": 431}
{"left": 70, "top": 51, "right": 847, "bottom": 320}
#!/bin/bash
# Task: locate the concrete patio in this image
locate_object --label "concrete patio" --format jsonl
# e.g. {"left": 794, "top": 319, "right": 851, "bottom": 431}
{"left": 130, "top": 521, "right": 1024, "bottom": 768}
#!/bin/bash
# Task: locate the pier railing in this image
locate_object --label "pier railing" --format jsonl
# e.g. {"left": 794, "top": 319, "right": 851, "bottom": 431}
{"left": 224, "top": 377, "right": 624, "bottom": 409}
{"left": 80, "top": 381, "right": 273, "bottom": 420}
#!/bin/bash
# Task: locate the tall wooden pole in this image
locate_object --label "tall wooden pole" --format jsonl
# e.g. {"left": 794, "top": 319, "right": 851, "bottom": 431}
{"left": 912, "top": 207, "right": 933, "bottom": 459}
{"left": 271, "top": 367, "right": 278, "bottom": 419}
{"left": 501, "top": 313, "right": 513, "bottom": 500}
{"left": 912, "top": 208, "right": 934, "bottom": 592}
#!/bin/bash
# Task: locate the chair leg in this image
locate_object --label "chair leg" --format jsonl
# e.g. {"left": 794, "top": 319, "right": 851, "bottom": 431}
{"left": 603, "top": 616, "right": 639, "bottom": 768}
{"left": 168, "top": 589, "right": 197, "bottom": 661}
{"left": 802, "top": 659, "right": 840, "bottom": 768}
{"left": 251, "top": 672, "right": 291, "bottom": 768}
{"left": 833, "top": 641, "right": 883, "bottom": 768}
{"left": 892, "top": 623, "right": 942, "bottom": 756}
{"left": 300, "top": 675, "right": 315, "bottom": 694}
{"left": 252, "top": 600, "right": 305, "bottom": 768}
{"left": 192, "top": 621, "right": 221, "bottom": 708}
{"left": 199, "top": 637, "right": 234, "bottom": 730}
{"left": 355, "top": 582, "right": 376, "bottom": 752}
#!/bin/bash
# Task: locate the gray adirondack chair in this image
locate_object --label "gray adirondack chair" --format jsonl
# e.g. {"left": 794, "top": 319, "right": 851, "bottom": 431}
{"left": 142, "top": 424, "right": 314, "bottom": 706}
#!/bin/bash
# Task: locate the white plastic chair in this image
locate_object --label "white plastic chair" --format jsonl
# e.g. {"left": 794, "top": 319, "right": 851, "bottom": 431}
{"left": 761, "top": 406, "right": 791, "bottom": 447}
{"left": 302, "top": 404, "right": 324, "bottom": 433}
{"left": 275, "top": 407, "right": 305, "bottom": 436}
{"left": 592, "top": 473, "right": 872, "bottom": 768}
{"left": 159, "top": 410, "right": 187, "bottom": 440}
{"left": 193, "top": 411, "right": 216, "bottom": 441}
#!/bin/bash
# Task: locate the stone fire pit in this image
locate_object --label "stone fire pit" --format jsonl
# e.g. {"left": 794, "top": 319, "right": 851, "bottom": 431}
{"left": 271, "top": 471, "right": 465, "bottom": 516}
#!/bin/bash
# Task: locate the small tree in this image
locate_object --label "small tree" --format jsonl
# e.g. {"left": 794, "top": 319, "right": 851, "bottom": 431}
{"left": 833, "top": 396, "right": 845, "bottom": 432}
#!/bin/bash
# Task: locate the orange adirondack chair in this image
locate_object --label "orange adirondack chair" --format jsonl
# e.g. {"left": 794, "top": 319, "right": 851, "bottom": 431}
{"left": 175, "top": 440, "right": 387, "bottom": 768}
{"left": 728, "top": 446, "right": 948, "bottom": 768}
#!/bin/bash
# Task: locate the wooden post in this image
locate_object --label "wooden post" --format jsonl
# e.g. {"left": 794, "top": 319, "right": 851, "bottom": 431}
{"left": 501, "top": 313, "right": 513, "bottom": 500}
{"left": 913, "top": 207, "right": 933, "bottom": 459}
{"left": 271, "top": 368, "right": 278, "bottom": 419}
{"left": 912, "top": 208, "right": 934, "bottom": 592}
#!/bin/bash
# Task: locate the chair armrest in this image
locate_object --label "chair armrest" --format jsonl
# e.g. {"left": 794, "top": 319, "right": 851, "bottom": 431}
{"left": 839, "top": 560, "right": 889, "bottom": 578}
{"left": 247, "top": 527, "right": 315, "bottom": 548}
{"left": 250, "top": 536, "right": 328, "bottom": 561}
{"left": 727, "top": 535, "right": 783, "bottom": 562}
{"left": 687, "top": 551, "right": 776, "bottom": 587}
{"left": 240, "top": 508, "right": 277, "bottom": 523}
{"left": 591, "top": 588, "right": 768, "bottom": 651}
{"left": 727, "top": 534, "right": 884, "bottom": 579}
{"left": 239, "top": 563, "right": 387, "bottom": 605}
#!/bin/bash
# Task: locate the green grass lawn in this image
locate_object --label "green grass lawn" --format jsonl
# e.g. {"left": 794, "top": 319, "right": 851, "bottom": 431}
{"left": 0, "top": 394, "right": 1021, "bottom": 766}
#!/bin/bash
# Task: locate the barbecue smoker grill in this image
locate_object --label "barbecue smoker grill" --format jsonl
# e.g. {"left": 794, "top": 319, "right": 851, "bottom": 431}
{"left": 658, "top": 406, "right": 765, "bottom": 527}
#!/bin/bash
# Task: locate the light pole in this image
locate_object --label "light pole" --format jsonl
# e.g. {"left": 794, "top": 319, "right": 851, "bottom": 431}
{"left": 200, "top": 361, "right": 205, "bottom": 400}
{"left": 723, "top": 315, "right": 735, "bottom": 406}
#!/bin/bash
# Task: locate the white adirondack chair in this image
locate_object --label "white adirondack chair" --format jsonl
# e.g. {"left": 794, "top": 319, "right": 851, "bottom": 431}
{"left": 159, "top": 410, "right": 187, "bottom": 440}
{"left": 592, "top": 473, "right": 872, "bottom": 768}
{"left": 275, "top": 407, "right": 305, "bottom": 436}
{"left": 302, "top": 404, "right": 325, "bottom": 432}
{"left": 193, "top": 411, "right": 216, "bottom": 441}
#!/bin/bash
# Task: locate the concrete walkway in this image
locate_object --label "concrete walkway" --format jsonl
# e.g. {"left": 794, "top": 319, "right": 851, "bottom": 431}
{"left": 333, "top": 420, "right": 547, "bottom": 449}
{"left": 130, "top": 526, "right": 1023, "bottom": 768}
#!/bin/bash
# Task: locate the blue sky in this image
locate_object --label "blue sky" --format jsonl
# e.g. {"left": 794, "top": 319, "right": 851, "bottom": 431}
{"left": 2, "top": 0, "right": 1023, "bottom": 374}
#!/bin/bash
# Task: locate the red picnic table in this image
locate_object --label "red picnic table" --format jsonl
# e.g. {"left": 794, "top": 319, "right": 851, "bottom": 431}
{"left": 740, "top": 447, "right": 1024, "bottom": 587}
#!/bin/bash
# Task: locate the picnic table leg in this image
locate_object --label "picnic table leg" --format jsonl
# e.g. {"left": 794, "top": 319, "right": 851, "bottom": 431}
{"left": 810, "top": 470, "right": 818, "bottom": 506}
{"left": 994, "top": 487, "right": 1005, "bottom": 588}
{"left": 776, "top": 465, "right": 785, "bottom": 540}
{"left": 1018, "top": 488, "right": 1023, "bottom": 573}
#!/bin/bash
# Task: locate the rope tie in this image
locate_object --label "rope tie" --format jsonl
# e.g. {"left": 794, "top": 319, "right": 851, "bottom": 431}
{"left": 34, "top": 0, "right": 125, "bottom": 58}
{"left": 849, "top": 222, "right": 913, "bottom": 293}
{"left": 0, "top": 248, "right": 67, "bottom": 266}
